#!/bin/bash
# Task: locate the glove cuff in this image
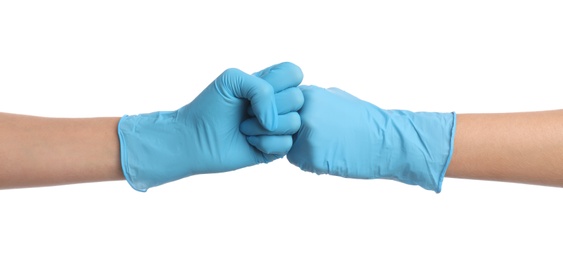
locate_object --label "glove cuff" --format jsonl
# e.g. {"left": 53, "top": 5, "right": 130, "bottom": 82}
{"left": 434, "top": 112, "right": 456, "bottom": 193}
{"left": 384, "top": 110, "right": 456, "bottom": 192}
{"left": 118, "top": 111, "right": 190, "bottom": 192}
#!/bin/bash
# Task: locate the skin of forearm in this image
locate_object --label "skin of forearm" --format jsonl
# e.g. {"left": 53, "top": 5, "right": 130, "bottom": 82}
{"left": 0, "top": 113, "right": 124, "bottom": 189}
{"left": 446, "top": 110, "right": 563, "bottom": 187}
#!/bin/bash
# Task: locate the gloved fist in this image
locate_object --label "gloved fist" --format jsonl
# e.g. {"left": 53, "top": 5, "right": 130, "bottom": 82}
{"left": 287, "top": 85, "right": 456, "bottom": 192}
{"left": 240, "top": 65, "right": 305, "bottom": 155}
{"left": 118, "top": 62, "right": 304, "bottom": 191}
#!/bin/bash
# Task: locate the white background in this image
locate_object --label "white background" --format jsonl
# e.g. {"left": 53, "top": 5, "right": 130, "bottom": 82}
{"left": 1, "top": 1, "right": 562, "bottom": 259}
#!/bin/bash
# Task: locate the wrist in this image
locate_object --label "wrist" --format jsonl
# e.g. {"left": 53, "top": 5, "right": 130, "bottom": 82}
{"left": 118, "top": 110, "right": 193, "bottom": 191}
{"left": 382, "top": 110, "right": 456, "bottom": 192}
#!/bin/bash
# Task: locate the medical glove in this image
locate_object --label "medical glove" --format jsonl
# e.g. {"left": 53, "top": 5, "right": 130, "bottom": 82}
{"left": 287, "top": 85, "right": 456, "bottom": 192}
{"left": 118, "top": 62, "right": 304, "bottom": 191}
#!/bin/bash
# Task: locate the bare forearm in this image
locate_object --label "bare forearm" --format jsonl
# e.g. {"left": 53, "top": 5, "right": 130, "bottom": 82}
{"left": 0, "top": 113, "right": 124, "bottom": 189}
{"left": 446, "top": 110, "right": 563, "bottom": 187}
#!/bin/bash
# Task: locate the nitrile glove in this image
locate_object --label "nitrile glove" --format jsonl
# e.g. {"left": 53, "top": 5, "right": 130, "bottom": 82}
{"left": 287, "top": 85, "right": 456, "bottom": 193}
{"left": 118, "top": 62, "right": 304, "bottom": 192}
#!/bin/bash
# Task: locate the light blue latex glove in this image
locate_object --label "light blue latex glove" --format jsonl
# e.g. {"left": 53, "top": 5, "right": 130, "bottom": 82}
{"left": 286, "top": 85, "right": 456, "bottom": 193}
{"left": 118, "top": 62, "right": 304, "bottom": 191}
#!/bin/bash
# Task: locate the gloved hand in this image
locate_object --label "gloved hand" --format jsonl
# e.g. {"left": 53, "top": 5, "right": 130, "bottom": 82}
{"left": 118, "top": 62, "right": 304, "bottom": 191}
{"left": 286, "top": 85, "right": 456, "bottom": 192}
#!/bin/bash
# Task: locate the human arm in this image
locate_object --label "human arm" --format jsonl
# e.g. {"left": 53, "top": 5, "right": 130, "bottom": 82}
{"left": 0, "top": 113, "right": 124, "bottom": 189}
{"left": 0, "top": 62, "right": 304, "bottom": 191}
{"left": 446, "top": 110, "right": 563, "bottom": 187}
